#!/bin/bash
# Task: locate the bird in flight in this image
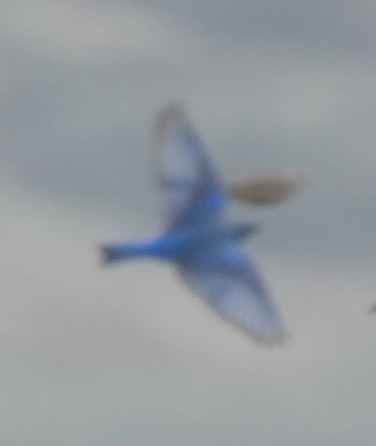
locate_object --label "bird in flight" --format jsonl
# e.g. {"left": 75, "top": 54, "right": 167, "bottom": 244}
{"left": 100, "top": 104, "right": 287, "bottom": 344}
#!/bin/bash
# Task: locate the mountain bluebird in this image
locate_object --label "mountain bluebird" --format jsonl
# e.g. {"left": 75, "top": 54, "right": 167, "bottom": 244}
{"left": 101, "top": 104, "right": 287, "bottom": 344}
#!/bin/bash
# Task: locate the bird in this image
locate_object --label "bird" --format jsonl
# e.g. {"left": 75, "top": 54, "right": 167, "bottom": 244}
{"left": 100, "top": 104, "right": 287, "bottom": 344}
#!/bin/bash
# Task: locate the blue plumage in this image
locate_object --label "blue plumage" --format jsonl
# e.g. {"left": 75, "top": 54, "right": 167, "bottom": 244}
{"left": 101, "top": 104, "right": 287, "bottom": 344}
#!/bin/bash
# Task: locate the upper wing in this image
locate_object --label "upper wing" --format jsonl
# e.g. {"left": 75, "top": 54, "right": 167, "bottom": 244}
{"left": 180, "top": 245, "right": 287, "bottom": 344}
{"left": 154, "top": 103, "right": 227, "bottom": 230}
{"left": 228, "top": 172, "right": 304, "bottom": 206}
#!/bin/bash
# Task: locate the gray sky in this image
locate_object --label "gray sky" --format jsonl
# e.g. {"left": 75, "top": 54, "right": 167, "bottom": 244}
{"left": 2, "top": 1, "right": 376, "bottom": 444}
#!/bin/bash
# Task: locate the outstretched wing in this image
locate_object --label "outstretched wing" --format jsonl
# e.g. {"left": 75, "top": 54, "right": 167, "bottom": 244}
{"left": 154, "top": 103, "right": 227, "bottom": 230}
{"left": 180, "top": 244, "right": 287, "bottom": 344}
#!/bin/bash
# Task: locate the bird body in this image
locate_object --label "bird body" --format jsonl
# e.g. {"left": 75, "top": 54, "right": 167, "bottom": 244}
{"left": 101, "top": 104, "right": 287, "bottom": 344}
{"left": 102, "top": 221, "right": 258, "bottom": 263}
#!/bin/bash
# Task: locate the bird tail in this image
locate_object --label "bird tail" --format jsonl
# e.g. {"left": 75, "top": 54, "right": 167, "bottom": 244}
{"left": 100, "top": 245, "right": 118, "bottom": 265}
{"left": 99, "top": 244, "right": 142, "bottom": 266}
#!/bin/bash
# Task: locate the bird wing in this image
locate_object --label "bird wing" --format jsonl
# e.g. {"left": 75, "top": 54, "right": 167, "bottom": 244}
{"left": 228, "top": 172, "right": 304, "bottom": 206}
{"left": 154, "top": 103, "right": 227, "bottom": 230}
{"left": 180, "top": 244, "right": 287, "bottom": 344}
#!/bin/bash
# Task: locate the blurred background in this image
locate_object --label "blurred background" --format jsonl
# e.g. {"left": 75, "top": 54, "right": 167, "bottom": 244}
{"left": 2, "top": 1, "right": 376, "bottom": 444}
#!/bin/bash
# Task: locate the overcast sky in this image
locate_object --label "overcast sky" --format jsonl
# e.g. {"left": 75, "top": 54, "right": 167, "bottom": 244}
{"left": 2, "top": 1, "right": 376, "bottom": 445}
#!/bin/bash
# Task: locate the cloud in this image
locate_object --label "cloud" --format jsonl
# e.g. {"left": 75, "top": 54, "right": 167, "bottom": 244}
{"left": 1, "top": 0, "right": 177, "bottom": 62}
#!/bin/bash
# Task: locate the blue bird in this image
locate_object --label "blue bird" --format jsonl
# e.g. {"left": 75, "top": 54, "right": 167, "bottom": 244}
{"left": 101, "top": 104, "right": 287, "bottom": 344}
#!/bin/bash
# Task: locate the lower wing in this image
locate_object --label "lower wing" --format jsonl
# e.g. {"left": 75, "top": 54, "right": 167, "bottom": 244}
{"left": 180, "top": 246, "right": 287, "bottom": 344}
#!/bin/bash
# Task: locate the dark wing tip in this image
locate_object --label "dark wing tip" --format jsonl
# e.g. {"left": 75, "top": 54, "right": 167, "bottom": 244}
{"left": 252, "top": 327, "right": 290, "bottom": 346}
{"left": 154, "top": 102, "right": 187, "bottom": 146}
